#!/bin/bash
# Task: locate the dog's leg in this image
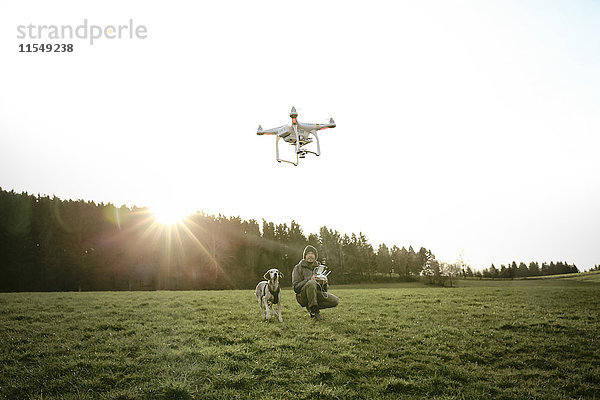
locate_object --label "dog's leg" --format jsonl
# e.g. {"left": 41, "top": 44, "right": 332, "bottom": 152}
{"left": 257, "top": 294, "right": 265, "bottom": 319}
{"left": 277, "top": 292, "right": 283, "bottom": 322}
{"left": 264, "top": 296, "right": 271, "bottom": 320}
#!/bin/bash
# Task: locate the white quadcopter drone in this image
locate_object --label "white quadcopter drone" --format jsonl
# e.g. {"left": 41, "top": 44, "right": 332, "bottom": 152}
{"left": 257, "top": 106, "right": 336, "bottom": 166}
{"left": 313, "top": 265, "right": 331, "bottom": 292}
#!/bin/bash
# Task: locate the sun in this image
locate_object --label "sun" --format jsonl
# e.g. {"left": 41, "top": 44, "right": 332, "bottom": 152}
{"left": 150, "top": 204, "right": 191, "bottom": 225}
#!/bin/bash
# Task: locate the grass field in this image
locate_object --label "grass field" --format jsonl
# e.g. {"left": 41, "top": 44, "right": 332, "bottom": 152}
{"left": 1, "top": 273, "right": 599, "bottom": 399}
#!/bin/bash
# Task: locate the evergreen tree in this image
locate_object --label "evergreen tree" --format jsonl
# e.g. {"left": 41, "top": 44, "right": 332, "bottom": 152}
{"left": 516, "top": 262, "right": 528, "bottom": 277}
{"left": 398, "top": 246, "right": 409, "bottom": 277}
{"left": 528, "top": 261, "right": 541, "bottom": 276}
{"left": 509, "top": 261, "right": 517, "bottom": 279}
{"left": 376, "top": 243, "right": 392, "bottom": 277}
{"left": 389, "top": 245, "right": 400, "bottom": 277}
{"left": 407, "top": 246, "right": 420, "bottom": 276}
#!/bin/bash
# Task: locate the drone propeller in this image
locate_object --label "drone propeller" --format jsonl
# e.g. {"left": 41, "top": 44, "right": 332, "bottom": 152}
{"left": 257, "top": 125, "right": 277, "bottom": 136}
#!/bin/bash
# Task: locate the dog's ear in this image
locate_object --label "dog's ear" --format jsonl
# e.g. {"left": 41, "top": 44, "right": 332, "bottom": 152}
{"left": 263, "top": 272, "right": 269, "bottom": 280}
{"left": 278, "top": 271, "right": 284, "bottom": 278}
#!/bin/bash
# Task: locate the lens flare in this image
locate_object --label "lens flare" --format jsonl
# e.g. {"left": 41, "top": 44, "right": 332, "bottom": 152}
{"left": 150, "top": 204, "right": 190, "bottom": 225}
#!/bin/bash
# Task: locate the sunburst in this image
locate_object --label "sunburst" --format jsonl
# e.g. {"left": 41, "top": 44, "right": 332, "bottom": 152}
{"left": 150, "top": 204, "right": 191, "bottom": 225}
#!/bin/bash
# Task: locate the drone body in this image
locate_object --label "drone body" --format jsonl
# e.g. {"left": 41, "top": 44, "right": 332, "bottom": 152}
{"left": 257, "top": 106, "right": 336, "bottom": 166}
{"left": 313, "top": 265, "right": 331, "bottom": 292}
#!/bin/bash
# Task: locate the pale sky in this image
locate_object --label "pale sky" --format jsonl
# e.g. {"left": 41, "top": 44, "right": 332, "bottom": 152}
{"left": 1, "top": 0, "right": 599, "bottom": 270}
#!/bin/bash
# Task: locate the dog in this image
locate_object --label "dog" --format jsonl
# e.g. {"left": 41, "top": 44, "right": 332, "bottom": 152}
{"left": 255, "top": 268, "right": 284, "bottom": 322}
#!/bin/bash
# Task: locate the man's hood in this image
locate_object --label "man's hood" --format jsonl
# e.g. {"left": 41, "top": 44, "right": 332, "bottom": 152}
{"left": 303, "top": 245, "right": 318, "bottom": 260}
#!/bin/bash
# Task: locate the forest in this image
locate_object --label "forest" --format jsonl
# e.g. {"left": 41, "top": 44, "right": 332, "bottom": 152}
{"left": 0, "top": 187, "right": 581, "bottom": 291}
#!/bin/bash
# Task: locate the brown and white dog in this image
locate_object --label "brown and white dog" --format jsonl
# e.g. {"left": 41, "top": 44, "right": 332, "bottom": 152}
{"left": 255, "top": 268, "right": 283, "bottom": 322}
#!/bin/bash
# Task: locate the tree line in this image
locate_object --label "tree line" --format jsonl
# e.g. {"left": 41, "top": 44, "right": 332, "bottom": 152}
{"left": 0, "top": 188, "right": 583, "bottom": 291}
{"left": 422, "top": 259, "right": 580, "bottom": 284}
{"left": 477, "top": 261, "right": 579, "bottom": 278}
{"left": 0, "top": 188, "right": 434, "bottom": 291}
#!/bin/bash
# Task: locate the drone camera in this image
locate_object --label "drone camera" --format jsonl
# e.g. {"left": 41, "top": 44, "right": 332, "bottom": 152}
{"left": 257, "top": 125, "right": 264, "bottom": 135}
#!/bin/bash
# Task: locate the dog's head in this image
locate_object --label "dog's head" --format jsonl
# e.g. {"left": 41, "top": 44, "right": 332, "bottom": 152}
{"left": 264, "top": 268, "right": 283, "bottom": 282}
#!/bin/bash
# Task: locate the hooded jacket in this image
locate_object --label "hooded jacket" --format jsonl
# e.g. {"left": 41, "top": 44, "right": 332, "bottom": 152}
{"left": 292, "top": 259, "right": 319, "bottom": 294}
{"left": 292, "top": 245, "right": 320, "bottom": 293}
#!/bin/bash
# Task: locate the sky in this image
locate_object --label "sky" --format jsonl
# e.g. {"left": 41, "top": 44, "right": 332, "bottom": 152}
{"left": 1, "top": 0, "right": 599, "bottom": 270}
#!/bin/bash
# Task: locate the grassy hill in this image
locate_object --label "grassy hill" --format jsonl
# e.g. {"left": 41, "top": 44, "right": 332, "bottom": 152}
{"left": 1, "top": 275, "right": 598, "bottom": 399}
{"left": 454, "top": 270, "right": 600, "bottom": 287}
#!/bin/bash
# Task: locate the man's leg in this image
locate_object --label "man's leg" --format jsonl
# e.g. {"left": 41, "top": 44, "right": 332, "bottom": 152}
{"left": 297, "top": 281, "right": 339, "bottom": 319}
{"left": 297, "top": 280, "right": 319, "bottom": 309}
{"left": 317, "top": 292, "right": 339, "bottom": 309}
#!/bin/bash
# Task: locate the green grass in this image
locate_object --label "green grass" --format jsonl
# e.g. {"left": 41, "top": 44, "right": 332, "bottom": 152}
{"left": 1, "top": 275, "right": 599, "bottom": 399}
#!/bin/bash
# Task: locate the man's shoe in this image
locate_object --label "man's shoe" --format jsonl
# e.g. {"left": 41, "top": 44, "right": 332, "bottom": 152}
{"left": 310, "top": 306, "right": 324, "bottom": 321}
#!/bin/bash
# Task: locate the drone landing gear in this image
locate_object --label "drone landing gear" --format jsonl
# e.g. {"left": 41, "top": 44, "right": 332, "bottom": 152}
{"left": 275, "top": 136, "right": 299, "bottom": 166}
{"left": 303, "top": 131, "right": 321, "bottom": 157}
{"left": 274, "top": 130, "right": 321, "bottom": 166}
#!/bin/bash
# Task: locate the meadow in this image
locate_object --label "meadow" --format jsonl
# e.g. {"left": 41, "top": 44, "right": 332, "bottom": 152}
{"left": 1, "top": 273, "right": 599, "bottom": 399}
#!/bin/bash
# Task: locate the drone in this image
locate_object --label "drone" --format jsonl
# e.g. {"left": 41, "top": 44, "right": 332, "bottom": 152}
{"left": 313, "top": 265, "right": 331, "bottom": 292}
{"left": 257, "top": 106, "right": 336, "bottom": 166}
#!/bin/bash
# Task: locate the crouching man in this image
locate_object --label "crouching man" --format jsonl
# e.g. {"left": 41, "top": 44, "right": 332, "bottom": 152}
{"left": 292, "top": 245, "right": 339, "bottom": 320}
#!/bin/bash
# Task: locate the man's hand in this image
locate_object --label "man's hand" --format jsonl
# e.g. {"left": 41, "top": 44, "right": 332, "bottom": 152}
{"left": 313, "top": 273, "right": 328, "bottom": 288}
